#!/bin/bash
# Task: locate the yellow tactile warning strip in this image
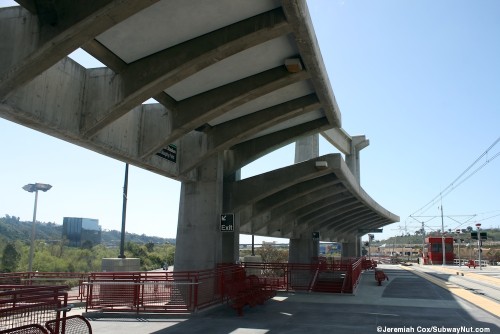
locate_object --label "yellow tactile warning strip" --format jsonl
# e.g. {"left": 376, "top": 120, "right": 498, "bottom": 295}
{"left": 401, "top": 266, "right": 500, "bottom": 318}
{"left": 426, "top": 265, "right": 500, "bottom": 286}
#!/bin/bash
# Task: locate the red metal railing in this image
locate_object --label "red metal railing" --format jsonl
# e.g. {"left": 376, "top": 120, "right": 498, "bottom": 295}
{"left": 341, "top": 257, "right": 363, "bottom": 293}
{"left": 0, "top": 272, "right": 87, "bottom": 302}
{"left": 84, "top": 270, "right": 224, "bottom": 313}
{"left": 241, "top": 257, "right": 362, "bottom": 293}
{"left": 0, "top": 285, "right": 69, "bottom": 331}
{"left": 1, "top": 257, "right": 366, "bottom": 318}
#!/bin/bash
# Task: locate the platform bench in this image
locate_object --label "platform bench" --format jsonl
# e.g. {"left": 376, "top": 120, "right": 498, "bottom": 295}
{"left": 224, "top": 273, "right": 276, "bottom": 316}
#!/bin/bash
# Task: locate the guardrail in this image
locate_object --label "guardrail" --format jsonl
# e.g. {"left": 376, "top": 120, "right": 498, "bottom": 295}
{"left": 0, "top": 285, "right": 70, "bottom": 331}
{"left": 241, "top": 257, "right": 364, "bottom": 294}
{"left": 1, "top": 257, "right": 366, "bottom": 318}
{"left": 85, "top": 270, "right": 222, "bottom": 313}
{"left": 0, "top": 272, "right": 87, "bottom": 302}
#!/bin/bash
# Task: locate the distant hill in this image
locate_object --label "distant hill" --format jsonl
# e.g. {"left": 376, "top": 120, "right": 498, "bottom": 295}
{"left": 0, "top": 214, "right": 175, "bottom": 246}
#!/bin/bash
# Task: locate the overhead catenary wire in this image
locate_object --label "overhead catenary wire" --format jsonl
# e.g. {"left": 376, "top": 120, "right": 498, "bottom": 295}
{"left": 410, "top": 136, "right": 500, "bottom": 217}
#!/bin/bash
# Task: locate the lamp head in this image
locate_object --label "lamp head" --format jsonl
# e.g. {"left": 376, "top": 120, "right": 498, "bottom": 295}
{"left": 23, "top": 183, "right": 52, "bottom": 193}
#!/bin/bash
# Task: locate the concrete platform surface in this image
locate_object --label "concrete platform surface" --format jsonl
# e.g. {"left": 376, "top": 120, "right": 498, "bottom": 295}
{"left": 67, "top": 264, "right": 499, "bottom": 334}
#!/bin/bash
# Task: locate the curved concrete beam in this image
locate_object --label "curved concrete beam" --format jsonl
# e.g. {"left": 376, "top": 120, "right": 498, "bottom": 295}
{"left": 178, "top": 94, "right": 321, "bottom": 174}
{"left": 293, "top": 200, "right": 364, "bottom": 236}
{"left": 281, "top": 0, "right": 341, "bottom": 127}
{"left": 276, "top": 194, "right": 356, "bottom": 237}
{"left": 228, "top": 154, "right": 342, "bottom": 210}
{"left": 0, "top": 1, "right": 159, "bottom": 99}
{"left": 225, "top": 117, "right": 331, "bottom": 175}
{"left": 82, "top": 8, "right": 293, "bottom": 138}
{"left": 242, "top": 182, "right": 347, "bottom": 234}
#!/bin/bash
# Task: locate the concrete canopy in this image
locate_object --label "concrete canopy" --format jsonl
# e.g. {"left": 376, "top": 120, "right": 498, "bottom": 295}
{"left": 0, "top": 0, "right": 342, "bottom": 180}
{"left": 0, "top": 0, "right": 398, "bottom": 249}
{"left": 231, "top": 154, "right": 398, "bottom": 241}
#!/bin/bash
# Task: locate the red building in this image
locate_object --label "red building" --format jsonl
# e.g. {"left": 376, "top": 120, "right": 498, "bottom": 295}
{"left": 424, "top": 237, "right": 454, "bottom": 265}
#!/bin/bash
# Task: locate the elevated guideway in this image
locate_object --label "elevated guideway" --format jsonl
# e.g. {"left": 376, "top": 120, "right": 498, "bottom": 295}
{"left": 0, "top": 0, "right": 398, "bottom": 269}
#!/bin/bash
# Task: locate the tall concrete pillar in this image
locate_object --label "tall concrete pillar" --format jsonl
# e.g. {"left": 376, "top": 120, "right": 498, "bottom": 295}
{"left": 222, "top": 169, "right": 241, "bottom": 264}
{"left": 289, "top": 135, "right": 320, "bottom": 263}
{"left": 289, "top": 232, "right": 319, "bottom": 263}
{"left": 341, "top": 235, "right": 360, "bottom": 258}
{"left": 345, "top": 135, "right": 369, "bottom": 183}
{"left": 175, "top": 153, "right": 231, "bottom": 271}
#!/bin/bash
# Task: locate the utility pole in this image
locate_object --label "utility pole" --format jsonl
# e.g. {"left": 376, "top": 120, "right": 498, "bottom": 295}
{"left": 440, "top": 200, "right": 446, "bottom": 266}
{"left": 421, "top": 222, "right": 425, "bottom": 264}
{"left": 119, "top": 163, "right": 129, "bottom": 259}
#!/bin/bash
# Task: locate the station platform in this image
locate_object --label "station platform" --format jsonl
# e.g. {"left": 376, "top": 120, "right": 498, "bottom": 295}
{"left": 68, "top": 264, "right": 500, "bottom": 334}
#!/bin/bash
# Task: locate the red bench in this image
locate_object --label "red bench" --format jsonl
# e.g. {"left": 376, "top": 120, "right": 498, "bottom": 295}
{"left": 224, "top": 272, "right": 276, "bottom": 316}
{"left": 466, "top": 260, "right": 477, "bottom": 269}
{"left": 375, "top": 270, "right": 389, "bottom": 286}
{"left": 362, "top": 259, "right": 377, "bottom": 270}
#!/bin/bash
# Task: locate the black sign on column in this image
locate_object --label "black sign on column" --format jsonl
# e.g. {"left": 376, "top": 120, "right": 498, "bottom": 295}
{"left": 220, "top": 213, "right": 234, "bottom": 232}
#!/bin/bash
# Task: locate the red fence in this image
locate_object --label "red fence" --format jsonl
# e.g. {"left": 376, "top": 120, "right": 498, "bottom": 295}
{"left": 0, "top": 257, "right": 366, "bottom": 318}
{"left": 0, "top": 272, "right": 87, "bottom": 302}
{"left": 0, "top": 285, "right": 69, "bottom": 331}
{"left": 241, "top": 257, "right": 363, "bottom": 293}
{"left": 85, "top": 270, "right": 222, "bottom": 313}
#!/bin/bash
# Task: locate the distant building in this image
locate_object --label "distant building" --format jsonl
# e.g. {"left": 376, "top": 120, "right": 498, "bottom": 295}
{"left": 63, "top": 217, "right": 102, "bottom": 247}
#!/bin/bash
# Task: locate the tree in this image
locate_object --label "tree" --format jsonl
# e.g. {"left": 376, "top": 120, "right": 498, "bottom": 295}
{"left": 1, "top": 243, "right": 20, "bottom": 272}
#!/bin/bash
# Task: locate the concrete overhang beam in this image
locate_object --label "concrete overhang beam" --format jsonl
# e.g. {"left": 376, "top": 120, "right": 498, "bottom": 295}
{"left": 281, "top": 0, "right": 341, "bottom": 128}
{"left": 293, "top": 201, "right": 365, "bottom": 236}
{"left": 225, "top": 117, "right": 331, "bottom": 175}
{"left": 244, "top": 184, "right": 348, "bottom": 234}
{"left": 178, "top": 94, "right": 321, "bottom": 175}
{"left": 238, "top": 174, "right": 341, "bottom": 234}
{"left": 333, "top": 218, "right": 387, "bottom": 240}
{"left": 297, "top": 197, "right": 360, "bottom": 225}
{"left": 278, "top": 195, "right": 356, "bottom": 237}
{"left": 333, "top": 217, "right": 389, "bottom": 239}
{"left": 319, "top": 210, "right": 376, "bottom": 236}
{"left": 228, "top": 154, "right": 342, "bottom": 210}
{"left": 252, "top": 174, "right": 340, "bottom": 213}
{"left": 0, "top": 1, "right": 159, "bottom": 99}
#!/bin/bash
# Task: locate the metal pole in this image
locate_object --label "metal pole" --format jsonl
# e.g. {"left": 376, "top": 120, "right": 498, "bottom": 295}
{"left": 440, "top": 203, "right": 445, "bottom": 266}
{"left": 251, "top": 234, "right": 255, "bottom": 256}
{"left": 368, "top": 238, "right": 371, "bottom": 260}
{"left": 119, "top": 163, "right": 129, "bottom": 258}
{"left": 421, "top": 222, "right": 425, "bottom": 264}
{"left": 477, "top": 226, "right": 482, "bottom": 271}
{"left": 28, "top": 190, "right": 39, "bottom": 272}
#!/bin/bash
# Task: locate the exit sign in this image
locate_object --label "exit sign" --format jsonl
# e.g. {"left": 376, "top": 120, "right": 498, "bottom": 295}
{"left": 220, "top": 214, "right": 234, "bottom": 232}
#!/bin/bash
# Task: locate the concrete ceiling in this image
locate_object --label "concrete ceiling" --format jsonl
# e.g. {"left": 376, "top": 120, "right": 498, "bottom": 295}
{"left": 0, "top": 0, "right": 398, "bottom": 240}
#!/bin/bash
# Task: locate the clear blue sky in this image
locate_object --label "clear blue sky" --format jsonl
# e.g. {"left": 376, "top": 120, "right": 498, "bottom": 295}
{"left": 1, "top": 0, "right": 499, "bottom": 243}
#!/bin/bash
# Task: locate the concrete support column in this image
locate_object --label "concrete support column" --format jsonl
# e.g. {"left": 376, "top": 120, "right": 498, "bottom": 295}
{"left": 342, "top": 236, "right": 359, "bottom": 258}
{"left": 345, "top": 135, "right": 369, "bottom": 183}
{"left": 289, "top": 135, "right": 319, "bottom": 263}
{"left": 289, "top": 233, "right": 319, "bottom": 263}
{"left": 175, "top": 153, "right": 229, "bottom": 271}
{"left": 222, "top": 169, "right": 241, "bottom": 265}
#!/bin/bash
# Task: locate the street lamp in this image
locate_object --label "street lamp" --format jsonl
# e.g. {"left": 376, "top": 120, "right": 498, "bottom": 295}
{"left": 23, "top": 183, "right": 52, "bottom": 272}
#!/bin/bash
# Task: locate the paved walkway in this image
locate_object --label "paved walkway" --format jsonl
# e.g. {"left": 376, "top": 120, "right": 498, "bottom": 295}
{"left": 68, "top": 264, "right": 500, "bottom": 334}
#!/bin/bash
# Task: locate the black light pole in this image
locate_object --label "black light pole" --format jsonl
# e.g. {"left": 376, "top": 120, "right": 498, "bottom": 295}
{"left": 118, "top": 163, "right": 129, "bottom": 258}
